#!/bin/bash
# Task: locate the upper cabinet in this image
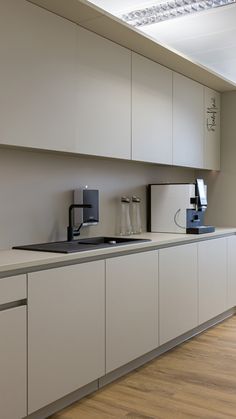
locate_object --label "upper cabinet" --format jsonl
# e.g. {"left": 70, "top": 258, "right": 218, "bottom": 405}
{"left": 173, "top": 73, "right": 204, "bottom": 169}
{"left": 132, "top": 53, "right": 172, "bottom": 165}
{"left": 76, "top": 26, "right": 131, "bottom": 159}
{"left": 0, "top": 0, "right": 77, "bottom": 152}
{"left": 0, "top": 1, "right": 221, "bottom": 170}
{"left": 204, "top": 88, "right": 221, "bottom": 170}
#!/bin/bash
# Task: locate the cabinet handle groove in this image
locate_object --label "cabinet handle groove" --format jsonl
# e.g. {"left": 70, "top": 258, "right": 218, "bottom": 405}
{"left": 0, "top": 299, "right": 27, "bottom": 312}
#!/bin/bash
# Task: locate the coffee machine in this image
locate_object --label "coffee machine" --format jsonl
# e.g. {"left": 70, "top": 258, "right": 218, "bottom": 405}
{"left": 147, "top": 179, "right": 215, "bottom": 234}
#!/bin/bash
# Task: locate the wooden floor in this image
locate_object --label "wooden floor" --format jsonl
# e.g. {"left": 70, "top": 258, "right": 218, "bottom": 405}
{"left": 51, "top": 315, "right": 236, "bottom": 419}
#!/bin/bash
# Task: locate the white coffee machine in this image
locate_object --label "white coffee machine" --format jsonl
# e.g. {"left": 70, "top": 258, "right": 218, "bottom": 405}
{"left": 147, "top": 179, "right": 215, "bottom": 234}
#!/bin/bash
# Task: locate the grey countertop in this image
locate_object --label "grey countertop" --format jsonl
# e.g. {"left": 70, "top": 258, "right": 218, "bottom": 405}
{"left": 0, "top": 228, "right": 235, "bottom": 276}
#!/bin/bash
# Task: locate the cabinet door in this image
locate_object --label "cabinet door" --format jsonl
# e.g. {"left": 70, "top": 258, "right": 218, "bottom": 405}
{"left": 76, "top": 26, "right": 131, "bottom": 159}
{"left": 159, "top": 243, "right": 198, "bottom": 345}
{"left": 204, "top": 87, "right": 221, "bottom": 170}
{"left": 198, "top": 238, "right": 227, "bottom": 324}
{"left": 173, "top": 73, "right": 204, "bottom": 168}
{"left": 227, "top": 236, "right": 236, "bottom": 308}
{"left": 0, "top": 0, "right": 77, "bottom": 152}
{"left": 28, "top": 261, "right": 105, "bottom": 414}
{"left": 106, "top": 251, "right": 158, "bottom": 373}
{"left": 132, "top": 53, "right": 172, "bottom": 165}
{"left": 0, "top": 306, "right": 27, "bottom": 419}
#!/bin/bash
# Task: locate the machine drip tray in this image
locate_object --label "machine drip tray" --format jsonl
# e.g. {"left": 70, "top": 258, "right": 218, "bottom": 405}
{"left": 186, "top": 226, "right": 215, "bottom": 234}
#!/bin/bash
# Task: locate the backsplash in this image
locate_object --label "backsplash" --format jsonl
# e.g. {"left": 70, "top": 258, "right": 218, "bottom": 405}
{"left": 0, "top": 147, "right": 195, "bottom": 250}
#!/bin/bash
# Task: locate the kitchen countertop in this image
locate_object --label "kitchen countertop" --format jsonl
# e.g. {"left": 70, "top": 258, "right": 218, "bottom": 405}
{"left": 0, "top": 228, "right": 235, "bottom": 276}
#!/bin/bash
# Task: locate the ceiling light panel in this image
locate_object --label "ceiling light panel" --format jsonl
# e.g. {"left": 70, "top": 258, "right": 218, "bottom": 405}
{"left": 120, "top": 0, "right": 236, "bottom": 26}
{"left": 88, "top": 0, "right": 160, "bottom": 15}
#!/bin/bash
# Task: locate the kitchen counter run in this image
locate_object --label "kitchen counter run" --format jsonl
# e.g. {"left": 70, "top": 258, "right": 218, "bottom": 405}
{"left": 1, "top": 228, "right": 235, "bottom": 276}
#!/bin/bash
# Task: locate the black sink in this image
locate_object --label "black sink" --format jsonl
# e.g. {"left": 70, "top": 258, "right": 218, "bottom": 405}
{"left": 77, "top": 237, "right": 143, "bottom": 245}
{"left": 13, "top": 237, "right": 150, "bottom": 254}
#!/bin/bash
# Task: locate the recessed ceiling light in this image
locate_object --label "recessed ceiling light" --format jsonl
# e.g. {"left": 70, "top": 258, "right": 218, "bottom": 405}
{"left": 120, "top": 0, "right": 236, "bottom": 26}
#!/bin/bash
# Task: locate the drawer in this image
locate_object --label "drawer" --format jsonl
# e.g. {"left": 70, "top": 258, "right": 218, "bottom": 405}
{"left": 0, "top": 274, "right": 26, "bottom": 305}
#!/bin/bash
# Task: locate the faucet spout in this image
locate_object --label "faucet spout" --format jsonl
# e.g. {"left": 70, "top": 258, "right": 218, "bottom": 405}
{"left": 67, "top": 204, "right": 92, "bottom": 241}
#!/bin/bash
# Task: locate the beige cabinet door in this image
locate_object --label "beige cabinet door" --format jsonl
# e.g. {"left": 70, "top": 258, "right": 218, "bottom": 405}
{"left": 28, "top": 261, "right": 105, "bottom": 414}
{"left": 0, "top": 0, "right": 77, "bottom": 152}
{"left": 76, "top": 26, "right": 131, "bottom": 159}
{"left": 227, "top": 236, "right": 236, "bottom": 308}
{"left": 173, "top": 72, "right": 204, "bottom": 168}
{"left": 198, "top": 238, "right": 227, "bottom": 324}
{"left": 0, "top": 306, "right": 27, "bottom": 419}
{"left": 204, "top": 87, "right": 221, "bottom": 170}
{"left": 132, "top": 53, "right": 172, "bottom": 165}
{"left": 159, "top": 243, "right": 198, "bottom": 345}
{"left": 106, "top": 251, "right": 158, "bottom": 373}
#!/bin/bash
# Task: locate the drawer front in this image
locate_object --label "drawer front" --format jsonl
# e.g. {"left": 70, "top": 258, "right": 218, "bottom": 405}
{"left": 0, "top": 274, "right": 26, "bottom": 305}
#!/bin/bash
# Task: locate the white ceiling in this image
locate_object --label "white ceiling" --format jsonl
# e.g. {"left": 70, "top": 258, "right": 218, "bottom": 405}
{"left": 88, "top": 1, "right": 236, "bottom": 83}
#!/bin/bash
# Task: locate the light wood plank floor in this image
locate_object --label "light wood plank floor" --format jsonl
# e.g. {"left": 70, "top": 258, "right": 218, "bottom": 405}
{"left": 51, "top": 315, "right": 236, "bottom": 419}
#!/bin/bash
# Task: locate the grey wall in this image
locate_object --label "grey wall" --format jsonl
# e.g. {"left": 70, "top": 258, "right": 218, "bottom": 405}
{"left": 199, "top": 91, "right": 236, "bottom": 227}
{"left": 0, "top": 147, "right": 195, "bottom": 250}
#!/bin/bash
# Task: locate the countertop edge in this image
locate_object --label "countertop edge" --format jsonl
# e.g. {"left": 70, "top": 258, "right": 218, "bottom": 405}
{"left": 0, "top": 228, "right": 235, "bottom": 277}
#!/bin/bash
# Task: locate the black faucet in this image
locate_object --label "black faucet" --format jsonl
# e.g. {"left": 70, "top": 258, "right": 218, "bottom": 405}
{"left": 67, "top": 204, "right": 92, "bottom": 241}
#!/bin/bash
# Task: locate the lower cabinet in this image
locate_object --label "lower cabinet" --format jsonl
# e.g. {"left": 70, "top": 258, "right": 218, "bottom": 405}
{"left": 198, "top": 238, "right": 227, "bottom": 324}
{"left": 28, "top": 261, "right": 105, "bottom": 414}
{"left": 4, "top": 235, "right": 233, "bottom": 417}
{"left": 227, "top": 236, "right": 236, "bottom": 308}
{"left": 106, "top": 251, "right": 158, "bottom": 373}
{"left": 0, "top": 306, "right": 27, "bottom": 419}
{"left": 159, "top": 243, "right": 198, "bottom": 345}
